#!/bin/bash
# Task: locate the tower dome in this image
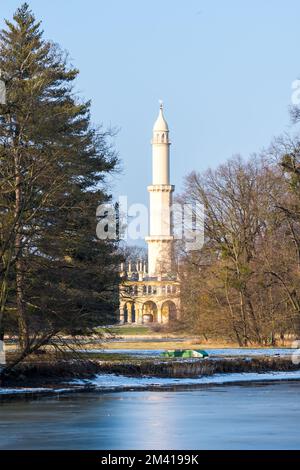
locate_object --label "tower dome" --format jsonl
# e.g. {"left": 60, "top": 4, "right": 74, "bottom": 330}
{"left": 153, "top": 102, "right": 169, "bottom": 132}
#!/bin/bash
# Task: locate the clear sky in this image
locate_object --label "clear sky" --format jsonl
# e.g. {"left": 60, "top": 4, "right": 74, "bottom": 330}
{"left": 1, "top": 0, "right": 300, "bottom": 210}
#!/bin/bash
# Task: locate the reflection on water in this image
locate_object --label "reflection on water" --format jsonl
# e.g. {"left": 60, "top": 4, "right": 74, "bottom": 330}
{"left": 1, "top": 382, "right": 300, "bottom": 449}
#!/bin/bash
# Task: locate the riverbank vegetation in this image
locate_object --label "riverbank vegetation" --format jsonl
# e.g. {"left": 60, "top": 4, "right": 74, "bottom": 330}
{"left": 2, "top": 353, "right": 299, "bottom": 388}
{"left": 178, "top": 113, "right": 300, "bottom": 347}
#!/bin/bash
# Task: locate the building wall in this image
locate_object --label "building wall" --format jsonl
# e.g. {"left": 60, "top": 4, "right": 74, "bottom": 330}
{"left": 119, "top": 279, "right": 181, "bottom": 324}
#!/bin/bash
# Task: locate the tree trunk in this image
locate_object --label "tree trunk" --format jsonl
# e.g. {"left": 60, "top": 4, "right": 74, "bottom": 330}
{"left": 225, "top": 278, "right": 243, "bottom": 346}
{"left": 239, "top": 292, "right": 248, "bottom": 346}
{"left": 14, "top": 151, "right": 29, "bottom": 350}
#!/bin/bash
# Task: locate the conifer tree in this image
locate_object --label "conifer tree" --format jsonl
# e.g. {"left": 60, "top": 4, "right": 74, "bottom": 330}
{"left": 0, "top": 4, "right": 120, "bottom": 366}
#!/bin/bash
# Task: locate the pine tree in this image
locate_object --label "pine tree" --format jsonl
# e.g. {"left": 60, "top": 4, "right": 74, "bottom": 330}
{"left": 0, "top": 4, "right": 120, "bottom": 367}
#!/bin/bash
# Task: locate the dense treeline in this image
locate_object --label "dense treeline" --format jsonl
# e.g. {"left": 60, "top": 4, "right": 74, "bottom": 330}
{"left": 179, "top": 120, "right": 300, "bottom": 345}
{"left": 0, "top": 4, "right": 120, "bottom": 373}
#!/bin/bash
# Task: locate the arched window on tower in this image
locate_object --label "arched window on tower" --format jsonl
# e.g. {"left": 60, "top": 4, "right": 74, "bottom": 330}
{"left": 161, "top": 133, "right": 165, "bottom": 143}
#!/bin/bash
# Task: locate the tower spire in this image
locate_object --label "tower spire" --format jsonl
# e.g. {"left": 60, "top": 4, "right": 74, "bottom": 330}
{"left": 153, "top": 101, "right": 169, "bottom": 133}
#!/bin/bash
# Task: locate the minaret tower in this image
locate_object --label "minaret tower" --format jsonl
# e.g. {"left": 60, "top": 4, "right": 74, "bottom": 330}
{"left": 145, "top": 103, "right": 174, "bottom": 277}
{"left": 119, "top": 103, "right": 180, "bottom": 324}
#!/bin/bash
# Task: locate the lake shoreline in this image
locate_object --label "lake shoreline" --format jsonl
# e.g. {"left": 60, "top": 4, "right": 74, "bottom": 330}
{"left": 1, "top": 353, "right": 300, "bottom": 401}
{"left": 2, "top": 373, "right": 300, "bottom": 402}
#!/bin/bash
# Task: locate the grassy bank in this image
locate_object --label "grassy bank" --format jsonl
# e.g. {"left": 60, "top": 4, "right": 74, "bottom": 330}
{"left": 99, "top": 325, "right": 295, "bottom": 348}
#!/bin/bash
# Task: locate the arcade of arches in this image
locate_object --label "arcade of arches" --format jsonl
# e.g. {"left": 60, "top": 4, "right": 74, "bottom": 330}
{"left": 120, "top": 298, "right": 179, "bottom": 324}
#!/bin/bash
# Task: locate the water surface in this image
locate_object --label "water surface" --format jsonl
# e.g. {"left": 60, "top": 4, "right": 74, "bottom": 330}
{"left": 1, "top": 382, "right": 300, "bottom": 449}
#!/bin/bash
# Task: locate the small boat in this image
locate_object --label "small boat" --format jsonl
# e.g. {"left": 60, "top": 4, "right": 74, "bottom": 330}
{"left": 161, "top": 349, "right": 209, "bottom": 358}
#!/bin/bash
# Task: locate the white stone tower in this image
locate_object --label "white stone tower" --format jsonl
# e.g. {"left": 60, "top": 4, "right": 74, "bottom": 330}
{"left": 145, "top": 103, "right": 175, "bottom": 277}
{"left": 119, "top": 103, "right": 180, "bottom": 324}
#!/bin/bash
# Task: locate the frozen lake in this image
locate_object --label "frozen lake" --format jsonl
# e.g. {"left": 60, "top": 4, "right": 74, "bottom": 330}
{"left": 1, "top": 381, "right": 300, "bottom": 449}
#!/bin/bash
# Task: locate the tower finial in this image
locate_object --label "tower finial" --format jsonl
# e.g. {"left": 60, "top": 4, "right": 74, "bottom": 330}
{"left": 153, "top": 100, "right": 168, "bottom": 132}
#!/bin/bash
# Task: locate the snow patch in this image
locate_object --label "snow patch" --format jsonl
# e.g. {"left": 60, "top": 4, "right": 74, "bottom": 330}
{"left": 73, "top": 370, "right": 300, "bottom": 389}
{"left": 0, "top": 387, "right": 73, "bottom": 396}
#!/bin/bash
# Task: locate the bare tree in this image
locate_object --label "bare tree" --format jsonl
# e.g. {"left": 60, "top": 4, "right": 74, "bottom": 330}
{"left": 179, "top": 155, "right": 290, "bottom": 345}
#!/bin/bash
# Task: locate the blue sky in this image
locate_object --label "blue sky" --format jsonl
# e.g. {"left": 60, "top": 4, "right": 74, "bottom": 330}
{"left": 1, "top": 0, "right": 300, "bottom": 209}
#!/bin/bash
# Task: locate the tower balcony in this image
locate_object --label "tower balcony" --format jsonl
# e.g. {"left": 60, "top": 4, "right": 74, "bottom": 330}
{"left": 147, "top": 184, "right": 174, "bottom": 193}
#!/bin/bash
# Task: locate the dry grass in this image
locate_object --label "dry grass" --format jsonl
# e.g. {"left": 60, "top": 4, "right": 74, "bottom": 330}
{"left": 101, "top": 340, "right": 292, "bottom": 350}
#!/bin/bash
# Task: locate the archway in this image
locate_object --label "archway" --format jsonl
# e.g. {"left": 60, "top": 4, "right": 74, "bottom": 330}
{"left": 161, "top": 300, "right": 177, "bottom": 322}
{"left": 142, "top": 301, "right": 157, "bottom": 323}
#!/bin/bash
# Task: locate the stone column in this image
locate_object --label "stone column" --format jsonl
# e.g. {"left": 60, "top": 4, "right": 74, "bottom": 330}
{"left": 136, "top": 304, "right": 143, "bottom": 324}
{"left": 119, "top": 303, "right": 125, "bottom": 324}
{"left": 157, "top": 304, "right": 162, "bottom": 323}
{"left": 162, "top": 305, "right": 169, "bottom": 324}
{"left": 175, "top": 299, "right": 180, "bottom": 320}
{"left": 127, "top": 303, "right": 133, "bottom": 324}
